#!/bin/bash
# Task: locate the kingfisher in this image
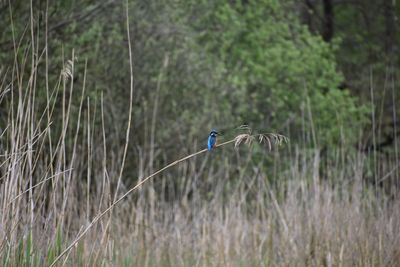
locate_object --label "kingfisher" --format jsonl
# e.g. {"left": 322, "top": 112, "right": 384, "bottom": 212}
{"left": 207, "top": 129, "right": 219, "bottom": 151}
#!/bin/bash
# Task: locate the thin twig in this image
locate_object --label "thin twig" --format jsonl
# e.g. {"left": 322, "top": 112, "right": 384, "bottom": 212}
{"left": 49, "top": 138, "right": 236, "bottom": 266}
{"left": 49, "top": 131, "right": 287, "bottom": 266}
{"left": 113, "top": 0, "right": 135, "bottom": 202}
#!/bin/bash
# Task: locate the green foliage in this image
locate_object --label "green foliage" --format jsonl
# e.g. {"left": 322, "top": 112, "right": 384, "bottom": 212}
{"left": 310, "top": 88, "right": 370, "bottom": 145}
{"left": 185, "top": 0, "right": 368, "bottom": 146}
{"left": 0, "top": 0, "right": 371, "bottom": 151}
{"left": 46, "top": 227, "right": 63, "bottom": 266}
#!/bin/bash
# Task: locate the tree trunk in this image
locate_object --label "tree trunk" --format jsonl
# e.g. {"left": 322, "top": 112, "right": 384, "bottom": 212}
{"left": 322, "top": 0, "right": 334, "bottom": 42}
{"left": 383, "top": 0, "right": 396, "bottom": 55}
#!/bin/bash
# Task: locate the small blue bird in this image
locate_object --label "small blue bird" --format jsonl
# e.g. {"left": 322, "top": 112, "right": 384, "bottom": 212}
{"left": 207, "top": 129, "right": 219, "bottom": 151}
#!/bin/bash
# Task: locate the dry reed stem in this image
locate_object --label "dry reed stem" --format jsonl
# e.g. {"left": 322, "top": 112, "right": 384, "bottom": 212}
{"left": 7, "top": 168, "right": 72, "bottom": 205}
{"left": 49, "top": 132, "right": 286, "bottom": 266}
{"left": 113, "top": 0, "right": 135, "bottom": 202}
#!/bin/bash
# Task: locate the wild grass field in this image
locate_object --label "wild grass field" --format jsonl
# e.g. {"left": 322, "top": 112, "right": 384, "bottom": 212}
{"left": 1, "top": 55, "right": 399, "bottom": 266}
{"left": 1, "top": 0, "right": 399, "bottom": 266}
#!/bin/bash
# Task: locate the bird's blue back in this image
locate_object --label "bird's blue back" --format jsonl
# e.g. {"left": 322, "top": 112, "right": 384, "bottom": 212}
{"left": 208, "top": 130, "right": 218, "bottom": 151}
{"left": 208, "top": 135, "right": 216, "bottom": 151}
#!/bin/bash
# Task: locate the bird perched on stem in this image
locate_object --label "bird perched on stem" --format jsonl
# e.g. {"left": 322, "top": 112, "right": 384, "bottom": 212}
{"left": 207, "top": 130, "right": 219, "bottom": 151}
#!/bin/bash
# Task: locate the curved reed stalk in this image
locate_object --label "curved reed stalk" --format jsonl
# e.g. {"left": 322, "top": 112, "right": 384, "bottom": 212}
{"left": 49, "top": 133, "right": 287, "bottom": 266}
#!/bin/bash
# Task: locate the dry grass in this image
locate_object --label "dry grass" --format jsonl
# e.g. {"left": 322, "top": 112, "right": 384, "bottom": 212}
{"left": 109, "top": 180, "right": 400, "bottom": 267}
{"left": 1, "top": 72, "right": 399, "bottom": 265}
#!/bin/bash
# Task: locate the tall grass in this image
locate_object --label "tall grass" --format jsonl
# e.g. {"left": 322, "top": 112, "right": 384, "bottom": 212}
{"left": 1, "top": 2, "right": 400, "bottom": 267}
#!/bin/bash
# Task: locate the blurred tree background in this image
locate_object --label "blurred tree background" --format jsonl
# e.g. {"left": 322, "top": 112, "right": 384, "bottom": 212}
{"left": 0, "top": 0, "right": 398, "bottom": 193}
{"left": 1, "top": 0, "right": 400, "bottom": 265}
